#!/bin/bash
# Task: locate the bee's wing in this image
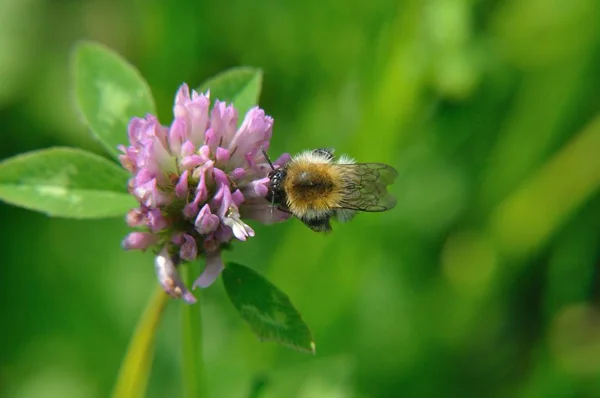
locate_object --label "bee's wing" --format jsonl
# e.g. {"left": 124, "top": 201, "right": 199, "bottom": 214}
{"left": 334, "top": 163, "right": 398, "bottom": 212}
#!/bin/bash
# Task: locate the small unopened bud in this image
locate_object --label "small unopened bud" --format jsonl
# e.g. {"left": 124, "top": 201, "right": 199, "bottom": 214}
{"left": 122, "top": 232, "right": 158, "bottom": 250}
{"left": 180, "top": 234, "right": 198, "bottom": 261}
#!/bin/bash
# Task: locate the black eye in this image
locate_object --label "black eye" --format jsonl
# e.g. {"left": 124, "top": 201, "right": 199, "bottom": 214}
{"left": 269, "top": 170, "right": 281, "bottom": 181}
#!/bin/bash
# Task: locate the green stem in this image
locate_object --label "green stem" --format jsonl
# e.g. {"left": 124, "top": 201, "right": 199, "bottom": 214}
{"left": 112, "top": 286, "right": 169, "bottom": 398}
{"left": 182, "top": 263, "right": 204, "bottom": 397}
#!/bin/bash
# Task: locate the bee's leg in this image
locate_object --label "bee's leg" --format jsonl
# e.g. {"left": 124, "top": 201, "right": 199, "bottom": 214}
{"left": 300, "top": 214, "right": 332, "bottom": 233}
{"left": 312, "top": 148, "right": 335, "bottom": 161}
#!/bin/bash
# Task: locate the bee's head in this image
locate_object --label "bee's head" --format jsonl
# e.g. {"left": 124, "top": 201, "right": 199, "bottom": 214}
{"left": 266, "top": 168, "right": 287, "bottom": 205}
{"left": 261, "top": 146, "right": 288, "bottom": 207}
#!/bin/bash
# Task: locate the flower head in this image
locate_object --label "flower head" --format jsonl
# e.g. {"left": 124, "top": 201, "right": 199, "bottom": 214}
{"left": 119, "top": 84, "right": 291, "bottom": 303}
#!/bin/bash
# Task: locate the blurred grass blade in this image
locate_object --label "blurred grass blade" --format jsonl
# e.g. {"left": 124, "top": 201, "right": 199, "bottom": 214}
{"left": 197, "top": 67, "right": 263, "bottom": 123}
{"left": 113, "top": 287, "right": 169, "bottom": 398}
{"left": 223, "top": 263, "right": 315, "bottom": 354}
{"left": 0, "top": 147, "right": 135, "bottom": 218}
{"left": 489, "top": 114, "right": 600, "bottom": 257}
{"left": 181, "top": 262, "right": 204, "bottom": 398}
{"left": 73, "top": 41, "right": 156, "bottom": 159}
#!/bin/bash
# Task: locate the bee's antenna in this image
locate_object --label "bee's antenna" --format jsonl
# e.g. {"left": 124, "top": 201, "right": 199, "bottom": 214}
{"left": 261, "top": 147, "right": 275, "bottom": 171}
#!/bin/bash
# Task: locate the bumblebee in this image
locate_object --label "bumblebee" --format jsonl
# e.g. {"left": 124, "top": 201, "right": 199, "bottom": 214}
{"left": 263, "top": 148, "right": 397, "bottom": 232}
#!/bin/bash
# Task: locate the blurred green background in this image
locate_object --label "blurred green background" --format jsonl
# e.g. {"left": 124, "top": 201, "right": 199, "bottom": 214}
{"left": 2, "top": 0, "right": 600, "bottom": 397}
